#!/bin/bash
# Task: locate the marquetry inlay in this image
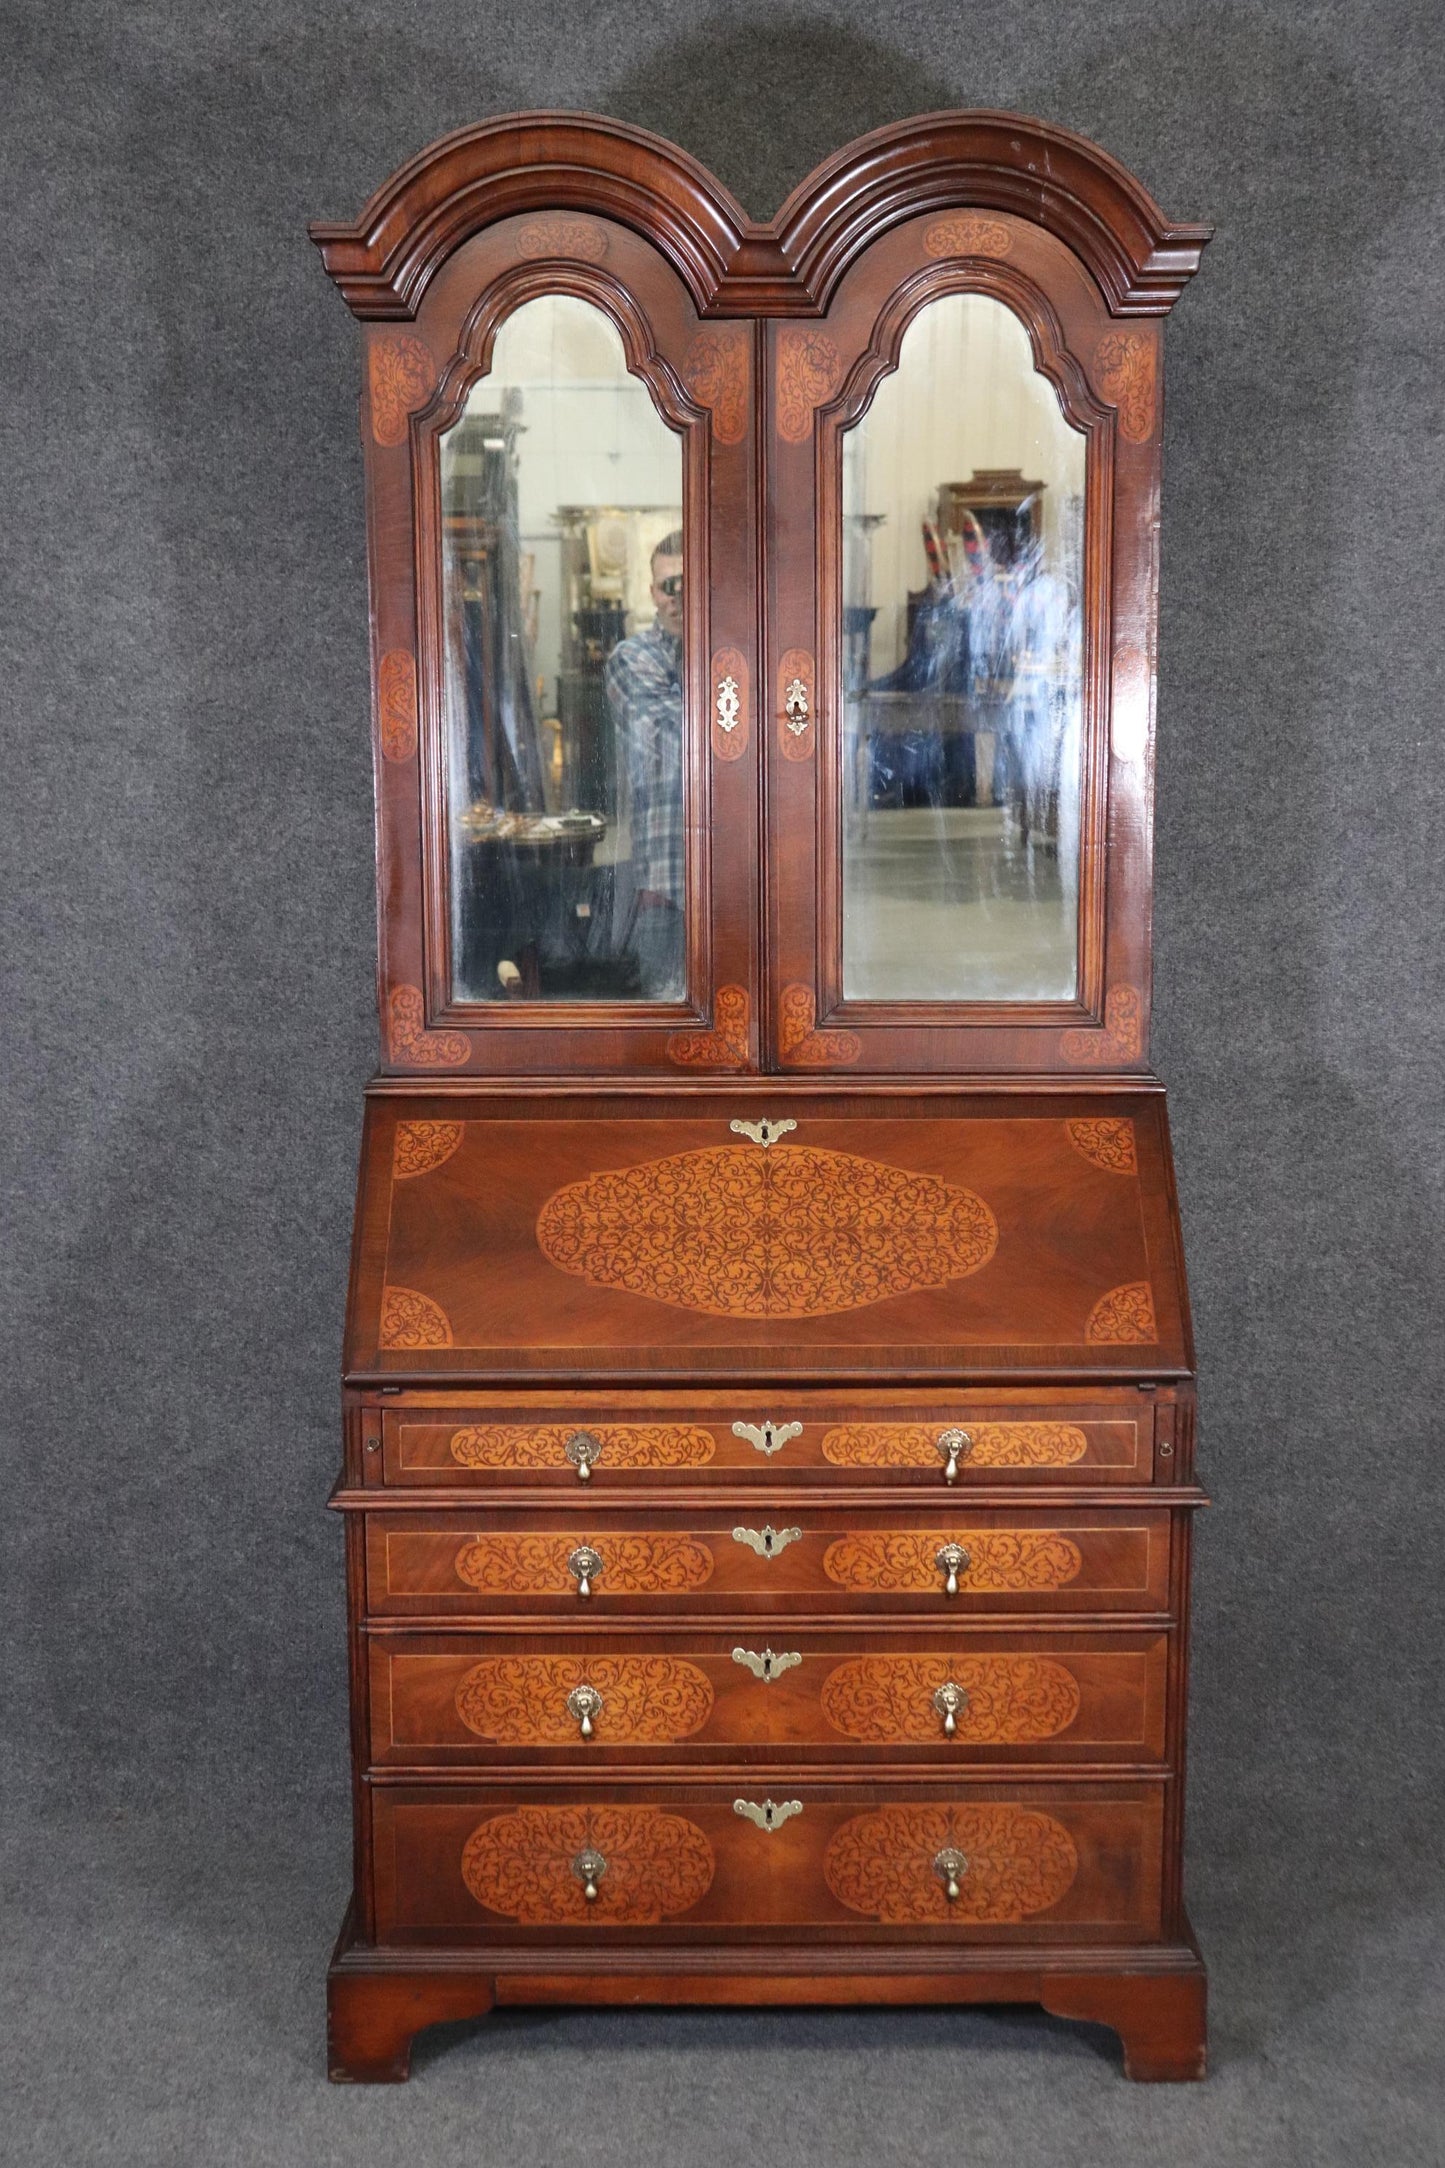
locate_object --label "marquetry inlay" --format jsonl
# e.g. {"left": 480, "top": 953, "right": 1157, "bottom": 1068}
{"left": 823, "top": 1531, "right": 1083, "bottom": 1594}
{"left": 667, "top": 984, "right": 750, "bottom": 1068}
{"left": 386, "top": 984, "right": 470, "bottom": 1068}
{"left": 1093, "top": 329, "right": 1157, "bottom": 443}
{"left": 1065, "top": 1118, "right": 1138, "bottom": 1174}
{"left": 536, "top": 1144, "right": 995, "bottom": 1318}
{"left": 821, "top": 1423, "right": 1089, "bottom": 1470}
{"left": 775, "top": 327, "right": 842, "bottom": 442}
{"left": 923, "top": 214, "right": 1013, "bottom": 258}
{"left": 393, "top": 1121, "right": 464, "bottom": 1180}
{"left": 452, "top": 1532, "right": 714, "bottom": 1595}
{"left": 368, "top": 335, "right": 433, "bottom": 446}
{"left": 377, "top": 650, "right": 418, "bottom": 761}
{"left": 448, "top": 1423, "right": 716, "bottom": 1470}
{"left": 453, "top": 1655, "right": 714, "bottom": 1744}
{"left": 824, "top": 1803, "right": 1078, "bottom": 1923}
{"left": 1086, "top": 1282, "right": 1158, "bottom": 1343}
{"left": 513, "top": 215, "right": 608, "bottom": 260}
{"left": 820, "top": 1655, "right": 1082, "bottom": 1744}
{"left": 777, "top": 984, "right": 862, "bottom": 1067}
{"left": 378, "top": 1285, "right": 453, "bottom": 1349}
{"left": 461, "top": 1806, "right": 714, "bottom": 1924}
{"left": 1060, "top": 983, "right": 1144, "bottom": 1067}
{"left": 683, "top": 326, "right": 748, "bottom": 445}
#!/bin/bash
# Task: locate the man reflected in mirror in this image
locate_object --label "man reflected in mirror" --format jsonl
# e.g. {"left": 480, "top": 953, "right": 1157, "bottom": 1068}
{"left": 604, "top": 530, "right": 686, "bottom": 998}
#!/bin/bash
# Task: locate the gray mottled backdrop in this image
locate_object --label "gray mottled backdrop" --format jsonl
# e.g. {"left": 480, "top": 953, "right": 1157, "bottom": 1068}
{"left": 3, "top": 3, "right": 1441, "bottom": 2162}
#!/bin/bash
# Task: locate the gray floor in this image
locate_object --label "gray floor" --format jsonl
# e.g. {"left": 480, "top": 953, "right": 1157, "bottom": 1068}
{"left": 5, "top": 1788, "right": 1441, "bottom": 2167}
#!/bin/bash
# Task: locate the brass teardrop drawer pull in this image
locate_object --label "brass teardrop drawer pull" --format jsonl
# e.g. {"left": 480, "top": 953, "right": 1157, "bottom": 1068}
{"left": 566, "top": 1682, "right": 604, "bottom": 1738}
{"left": 934, "top": 1542, "right": 972, "bottom": 1596}
{"left": 934, "top": 1846, "right": 969, "bottom": 1901}
{"left": 573, "top": 1847, "right": 607, "bottom": 1902}
{"left": 732, "top": 1647, "right": 802, "bottom": 1683}
{"left": 734, "top": 1798, "right": 803, "bottom": 1832}
{"left": 732, "top": 1419, "right": 803, "bottom": 1457}
{"left": 936, "top": 1428, "right": 973, "bottom": 1483}
{"left": 567, "top": 1544, "right": 604, "bottom": 1597}
{"left": 732, "top": 1524, "right": 803, "bottom": 1559}
{"left": 932, "top": 1680, "right": 969, "bottom": 1736}
{"left": 564, "top": 1430, "right": 602, "bottom": 1481}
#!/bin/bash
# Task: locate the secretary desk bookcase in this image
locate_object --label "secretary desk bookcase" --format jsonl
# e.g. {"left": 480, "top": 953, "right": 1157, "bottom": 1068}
{"left": 311, "top": 111, "right": 1211, "bottom": 2082}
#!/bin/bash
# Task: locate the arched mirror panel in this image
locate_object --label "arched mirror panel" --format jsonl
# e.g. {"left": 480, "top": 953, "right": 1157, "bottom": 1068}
{"left": 438, "top": 292, "right": 688, "bottom": 1005}
{"left": 840, "top": 291, "right": 1086, "bottom": 1004}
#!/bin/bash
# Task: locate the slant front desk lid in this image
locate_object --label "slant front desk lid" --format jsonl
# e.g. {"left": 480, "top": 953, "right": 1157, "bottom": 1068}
{"left": 346, "top": 1092, "right": 1191, "bottom": 1383}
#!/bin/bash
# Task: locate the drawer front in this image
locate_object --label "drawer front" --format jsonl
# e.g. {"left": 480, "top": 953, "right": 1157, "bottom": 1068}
{"left": 367, "top": 1628, "right": 1169, "bottom": 1767}
{"left": 374, "top": 1392, "right": 1157, "bottom": 1489}
{"left": 369, "top": 1780, "right": 1165, "bottom": 1945}
{"left": 364, "top": 1509, "right": 1173, "bottom": 1618}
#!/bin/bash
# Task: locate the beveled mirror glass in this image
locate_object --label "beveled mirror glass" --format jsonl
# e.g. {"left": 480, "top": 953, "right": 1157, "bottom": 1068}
{"left": 440, "top": 293, "right": 686, "bottom": 1003}
{"left": 841, "top": 290, "right": 1086, "bottom": 1002}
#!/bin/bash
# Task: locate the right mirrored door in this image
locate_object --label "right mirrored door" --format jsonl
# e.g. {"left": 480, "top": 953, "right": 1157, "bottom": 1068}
{"left": 767, "top": 211, "right": 1157, "bottom": 1074}
{"left": 840, "top": 290, "right": 1085, "bottom": 1005}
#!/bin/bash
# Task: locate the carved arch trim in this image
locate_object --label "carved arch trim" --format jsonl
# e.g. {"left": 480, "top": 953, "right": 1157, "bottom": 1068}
{"left": 312, "top": 111, "right": 1210, "bottom": 322}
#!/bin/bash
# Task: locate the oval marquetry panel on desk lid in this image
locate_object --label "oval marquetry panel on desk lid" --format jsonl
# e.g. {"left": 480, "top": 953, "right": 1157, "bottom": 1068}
{"left": 824, "top": 1531, "right": 1083, "bottom": 1595}
{"left": 536, "top": 1143, "right": 996, "bottom": 1318}
{"left": 461, "top": 1806, "right": 715, "bottom": 1925}
{"left": 453, "top": 1533, "right": 714, "bottom": 1597}
{"left": 821, "top": 1655, "right": 1082, "bottom": 1745}
{"left": 824, "top": 1803, "right": 1079, "bottom": 1924}
{"left": 821, "top": 1423, "right": 1089, "bottom": 1471}
{"left": 449, "top": 1423, "right": 716, "bottom": 1472}
{"left": 453, "top": 1655, "right": 714, "bottom": 1745}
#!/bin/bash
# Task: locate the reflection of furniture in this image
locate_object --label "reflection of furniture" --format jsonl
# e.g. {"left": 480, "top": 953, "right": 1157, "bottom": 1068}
{"left": 851, "top": 689, "right": 1036, "bottom": 840}
{"left": 554, "top": 506, "right": 681, "bottom": 815}
{"left": 938, "top": 468, "right": 1044, "bottom": 567}
{"left": 455, "top": 813, "right": 611, "bottom": 998}
{"left": 314, "top": 110, "right": 1210, "bottom": 2089}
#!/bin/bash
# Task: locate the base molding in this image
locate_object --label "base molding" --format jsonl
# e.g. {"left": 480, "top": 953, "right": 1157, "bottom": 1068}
{"left": 326, "top": 1906, "right": 1207, "bottom": 2083}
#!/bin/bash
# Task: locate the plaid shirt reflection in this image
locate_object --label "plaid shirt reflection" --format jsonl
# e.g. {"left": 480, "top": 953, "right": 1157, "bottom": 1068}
{"left": 604, "top": 618, "right": 685, "bottom": 905}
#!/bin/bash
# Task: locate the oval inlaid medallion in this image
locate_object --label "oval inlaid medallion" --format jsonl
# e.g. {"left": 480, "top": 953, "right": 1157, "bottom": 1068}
{"left": 536, "top": 1144, "right": 996, "bottom": 1318}
{"left": 453, "top": 1532, "right": 714, "bottom": 1596}
{"left": 449, "top": 1423, "right": 717, "bottom": 1471}
{"left": 823, "top": 1531, "right": 1082, "bottom": 1594}
{"left": 820, "top": 1655, "right": 1082, "bottom": 1744}
{"left": 821, "top": 1423, "right": 1089, "bottom": 1470}
{"left": 824, "top": 1803, "right": 1078, "bottom": 1923}
{"left": 454, "top": 1655, "right": 714, "bottom": 1744}
{"left": 462, "top": 1805, "right": 714, "bottom": 1924}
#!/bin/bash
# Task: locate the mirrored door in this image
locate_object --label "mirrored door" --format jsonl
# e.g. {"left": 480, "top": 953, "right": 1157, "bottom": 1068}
{"left": 766, "top": 210, "right": 1154, "bottom": 1074}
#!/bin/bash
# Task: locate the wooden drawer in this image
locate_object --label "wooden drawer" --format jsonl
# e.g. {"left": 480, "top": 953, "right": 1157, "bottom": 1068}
{"left": 363, "top": 1507, "right": 1174, "bottom": 1618}
{"left": 367, "top": 1627, "right": 1169, "bottom": 1767}
{"left": 370, "top": 1389, "right": 1161, "bottom": 1489}
{"left": 369, "top": 1780, "right": 1166, "bottom": 1945}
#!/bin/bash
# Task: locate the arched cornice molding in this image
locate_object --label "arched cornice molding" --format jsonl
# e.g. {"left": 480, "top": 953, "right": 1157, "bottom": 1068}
{"left": 311, "top": 108, "right": 1210, "bottom": 322}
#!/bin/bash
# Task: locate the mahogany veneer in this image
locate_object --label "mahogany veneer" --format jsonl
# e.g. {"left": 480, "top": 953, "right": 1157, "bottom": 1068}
{"left": 315, "top": 110, "right": 1209, "bottom": 2084}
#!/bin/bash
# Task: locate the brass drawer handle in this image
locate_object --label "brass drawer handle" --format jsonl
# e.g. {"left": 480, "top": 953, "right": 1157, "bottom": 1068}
{"left": 566, "top": 1682, "right": 604, "bottom": 1738}
{"left": 732, "top": 1419, "right": 803, "bottom": 1457}
{"left": 934, "top": 1542, "right": 972, "bottom": 1596}
{"left": 732, "top": 1524, "right": 802, "bottom": 1559}
{"left": 732, "top": 1647, "right": 802, "bottom": 1683}
{"left": 934, "top": 1846, "right": 969, "bottom": 1901}
{"left": 936, "top": 1427, "right": 973, "bottom": 1483}
{"left": 567, "top": 1544, "right": 603, "bottom": 1598}
{"left": 573, "top": 1846, "right": 607, "bottom": 1902}
{"left": 564, "top": 1429, "right": 602, "bottom": 1481}
{"left": 932, "top": 1680, "right": 969, "bottom": 1736}
{"left": 734, "top": 1797, "right": 803, "bottom": 1832}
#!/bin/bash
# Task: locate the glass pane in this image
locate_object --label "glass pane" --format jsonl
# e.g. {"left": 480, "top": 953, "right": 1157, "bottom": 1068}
{"left": 841, "top": 292, "right": 1085, "bottom": 1002}
{"left": 440, "top": 294, "right": 686, "bottom": 1003}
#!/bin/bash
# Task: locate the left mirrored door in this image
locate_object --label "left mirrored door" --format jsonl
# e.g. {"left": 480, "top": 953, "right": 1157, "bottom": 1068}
{"left": 365, "top": 215, "right": 758, "bottom": 1074}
